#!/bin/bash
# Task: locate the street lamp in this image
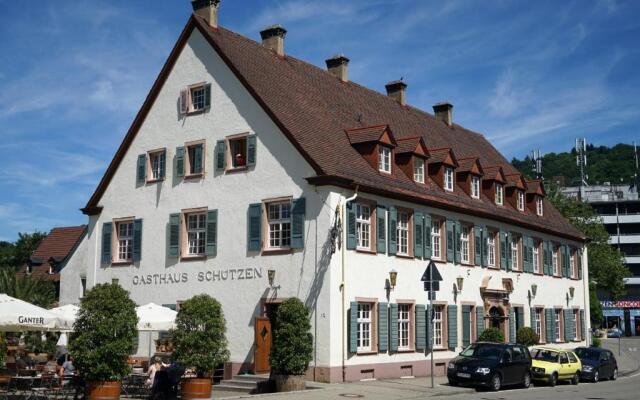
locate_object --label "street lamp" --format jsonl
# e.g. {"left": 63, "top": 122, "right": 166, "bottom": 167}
{"left": 268, "top": 269, "right": 276, "bottom": 287}
{"left": 531, "top": 283, "right": 537, "bottom": 297}
{"left": 389, "top": 269, "right": 398, "bottom": 290}
{"left": 456, "top": 276, "right": 464, "bottom": 292}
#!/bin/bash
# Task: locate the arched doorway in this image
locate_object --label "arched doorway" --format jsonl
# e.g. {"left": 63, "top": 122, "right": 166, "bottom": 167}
{"left": 488, "top": 306, "right": 506, "bottom": 338}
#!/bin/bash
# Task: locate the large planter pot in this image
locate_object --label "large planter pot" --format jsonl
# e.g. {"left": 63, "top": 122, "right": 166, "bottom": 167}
{"left": 86, "top": 381, "right": 122, "bottom": 400}
{"left": 181, "top": 378, "right": 212, "bottom": 399}
{"left": 273, "top": 374, "right": 306, "bottom": 392}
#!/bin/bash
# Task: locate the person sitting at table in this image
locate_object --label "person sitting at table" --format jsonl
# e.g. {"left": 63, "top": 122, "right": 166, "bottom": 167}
{"left": 15, "top": 352, "right": 28, "bottom": 370}
{"left": 44, "top": 354, "right": 58, "bottom": 374}
{"left": 145, "top": 356, "right": 168, "bottom": 388}
{"left": 59, "top": 355, "right": 75, "bottom": 376}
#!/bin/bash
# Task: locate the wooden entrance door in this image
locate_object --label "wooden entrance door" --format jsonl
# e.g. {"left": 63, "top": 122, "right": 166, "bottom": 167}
{"left": 254, "top": 317, "right": 272, "bottom": 373}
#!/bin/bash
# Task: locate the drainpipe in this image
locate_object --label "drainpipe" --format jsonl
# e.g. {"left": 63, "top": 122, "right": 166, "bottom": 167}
{"left": 341, "top": 186, "right": 358, "bottom": 382}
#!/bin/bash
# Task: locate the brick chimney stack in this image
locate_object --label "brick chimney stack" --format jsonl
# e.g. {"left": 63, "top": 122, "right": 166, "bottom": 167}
{"left": 433, "top": 102, "right": 453, "bottom": 126}
{"left": 191, "top": 0, "right": 221, "bottom": 28}
{"left": 326, "top": 54, "right": 350, "bottom": 82}
{"left": 385, "top": 80, "right": 407, "bottom": 106}
{"left": 260, "top": 25, "right": 287, "bottom": 57}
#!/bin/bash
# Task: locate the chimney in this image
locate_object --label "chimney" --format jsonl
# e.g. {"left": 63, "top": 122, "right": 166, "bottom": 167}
{"left": 385, "top": 80, "right": 407, "bottom": 106}
{"left": 325, "top": 54, "right": 350, "bottom": 82}
{"left": 191, "top": 0, "right": 221, "bottom": 28}
{"left": 433, "top": 102, "right": 453, "bottom": 126}
{"left": 260, "top": 25, "right": 287, "bottom": 57}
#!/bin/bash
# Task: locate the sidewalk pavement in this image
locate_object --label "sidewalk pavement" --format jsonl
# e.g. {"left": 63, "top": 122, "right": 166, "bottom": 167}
{"left": 601, "top": 338, "right": 640, "bottom": 376}
{"left": 212, "top": 376, "right": 473, "bottom": 400}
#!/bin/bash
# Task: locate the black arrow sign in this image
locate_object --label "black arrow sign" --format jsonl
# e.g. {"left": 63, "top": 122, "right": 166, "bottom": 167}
{"left": 421, "top": 260, "right": 443, "bottom": 282}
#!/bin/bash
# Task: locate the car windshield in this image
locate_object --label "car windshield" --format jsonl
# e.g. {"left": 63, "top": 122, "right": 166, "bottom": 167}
{"left": 531, "top": 349, "right": 559, "bottom": 362}
{"left": 574, "top": 348, "right": 599, "bottom": 360}
{"left": 460, "top": 344, "right": 502, "bottom": 359}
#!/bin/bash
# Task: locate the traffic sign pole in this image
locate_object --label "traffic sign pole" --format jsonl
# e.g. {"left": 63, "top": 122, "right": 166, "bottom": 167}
{"left": 421, "top": 260, "right": 441, "bottom": 390}
{"left": 429, "top": 260, "right": 434, "bottom": 389}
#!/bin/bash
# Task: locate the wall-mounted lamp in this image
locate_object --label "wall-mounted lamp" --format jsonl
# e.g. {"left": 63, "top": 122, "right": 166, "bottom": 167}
{"left": 569, "top": 286, "right": 575, "bottom": 299}
{"left": 267, "top": 269, "right": 276, "bottom": 287}
{"left": 456, "top": 276, "right": 464, "bottom": 292}
{"left": 531, "top": 283, "right": 537, "bottom": 298}
{"left": 389, "top": 269, "right": 398, "bottom": 290}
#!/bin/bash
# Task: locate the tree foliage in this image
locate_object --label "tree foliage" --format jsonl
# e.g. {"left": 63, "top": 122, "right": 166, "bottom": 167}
{"left": 478, "top": 328, "right": 504, "bottom": 343}
{"left": 548, "top": 186, "right": 629, "bottom": 299}
{"left": 590, "top": 282, "right": 604, "bottom": 327}
{"left": 170, "top": 294, "right": 229, "bottom": 377}
{"left": 69, "top": 283, "right": 138, "bottom": 382}
{"left": 0, "top": 232, "right": 46, "bottom": 270}
{"left": 516, "top": 327, "right": 539, "bottom": 346}
{"left": 0, "top": 269, "right": 56, "bottom": 308}
{"left": 270, "top": 298, "right": 313, "bottom": 376}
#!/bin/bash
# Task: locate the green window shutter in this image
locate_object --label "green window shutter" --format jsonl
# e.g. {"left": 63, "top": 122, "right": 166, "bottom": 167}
{"left": 447, "top": 305, "right": 458, "bottom": 351}
{"left": 346, "top": 202, "right": 356, "bottom": 250}
{"left": 136, "top": 154, "right": 146, "bottom": 184}
{"left": 545, "top": 309, "right": 554, "bottom": 343}
{"left": 446, "top": 220, "right": 455, "bottom": 262}
{"left": 517, "top": 307, "right": 524, "bottom": 332}
{"left": 564, "top": 309, "right": 572, "bottom": 342}
{"left": 523, "top": 236, "right": 530, "bottom": 273}
{"left": 454, "top": 221, "right": 461, "bottom": 264}
{"left": 169, "top": 213, "right": 180, "bottom": 257}
{"left": 481, "top": 227, "right": 488, "bottom": 267}
{"left": 414, "top": 211, "right": 424, "bottom": 259}
{"left": 577, "top": 249, "right": 583, "bottom": 279}
{"left": 544, "top": 241, "right": 551, "bottom": 275}
{"left": 462, "top": 305, "right": 471, "bottom": 347}
{"left": 388, "top": 207, "right": 398, "bottom": 255}
{"left": 159, "top": 150, "right": 166, "bottom": 179}
{"left": 204, "top": 83, "right": 211, "bottom": 108}
{"left": 509, "top": 308, "right": 516, "bottom": 343}
{"left": 415, "top": 304, "right": 426, "bottom": 351}
{"left": 247, "top": 134, "right": 257, "bottom": 167}
{"left": 530, "top": 308, "right": 536, "bottom": 330}
{"left": 133, "top": 219, "right": 142, "bottom": 262}
{"left": 424, "top": 214, "right": 432, "bottom": 259}
{"left": 215, "top": 140, "right": 226, "bottom": 171}
{"left": 426, "top": 305, "right": 433, "bottom": 350}
{"left": 378, "top": 302, "right": 389, "bottom": 352}
{"left": 175, "top": 146, "right": 185, "bottom": 177}
{"left": 506, "top": 232, "right": 513, "bottom": 271}
{"left": 476, "top": 306, "right": 485, "bottom": 339}
{"left": 101, "top": 222, "right": 112, "bottom": 263}
{"left": 291, "top": 198, "right": 305, "bottom": 249}
{"left": 349, "top": 302, "right": 358, "bottom": 353}
{"left": 205, "top": 210, "right": 218, "bottom": 257}
{"left": 193, "top": 144, "right": 203, "bottom": 173}
{"left": 580, "top": 310, "right": 585, "bottom": 339}
{"left": 389, "top": 303, "right": 398, "bottom": 352}
{"left": 376, "top": 205, "right": 386, "bottom": 253}
{"left": 474, "top": 226, "right": 482, "bottom": 266}
{"left": 500, "top": 230, "right": 507, "bottom": 270}
{"left": 247, "top": 203, "right": 262, "bottom": 252}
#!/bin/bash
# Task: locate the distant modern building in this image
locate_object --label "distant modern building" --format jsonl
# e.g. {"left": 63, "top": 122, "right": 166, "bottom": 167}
{"left": 561, "top": 183, "right": 640, "bottom": 336}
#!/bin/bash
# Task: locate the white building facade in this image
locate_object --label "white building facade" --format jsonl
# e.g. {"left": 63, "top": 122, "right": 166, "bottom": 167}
{"left": 60, "top": 2, "right": 590, "bottom": 383}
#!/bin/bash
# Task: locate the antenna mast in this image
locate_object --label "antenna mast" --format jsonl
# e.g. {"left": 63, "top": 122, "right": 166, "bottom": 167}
{"left": 576, "top": 138, "right": 588, "bottom": 200}
{"left": 531, "top": 149, "right": 543, "bottom": 180}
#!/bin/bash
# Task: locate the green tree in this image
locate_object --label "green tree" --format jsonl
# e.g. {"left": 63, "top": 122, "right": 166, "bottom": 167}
{"left": 0, "top": 269, "right": 56, "bottom": 308}
{"left": 478, "top": 327, "right": 504, "bottom": 343}
{"left": 0, "top": 232, "right": 46, "bottom": 270}
{"left": 548, "top": 186, "right": 629, "bottom": 299}
{"left": 170, "top": 294, "right": 229, "bottom": 377}
{"left": 270, "top": 298, "right": 313, "bottom": 376}
{"left": 590, "top": 282, "right": 604, "bottom": 327}
{"left": 69, "top": 283, "right": 138, "bottom": 382}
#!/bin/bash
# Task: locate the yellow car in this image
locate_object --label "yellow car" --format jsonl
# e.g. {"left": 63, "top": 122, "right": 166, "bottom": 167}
{"left": 530, "top": 347, "right": 582, "bottom": 386}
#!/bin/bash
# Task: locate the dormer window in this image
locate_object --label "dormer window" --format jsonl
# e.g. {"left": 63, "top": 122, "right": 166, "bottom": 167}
{"left": 495, "top": 184, "right": 504, "bottom": 205}
{"left": 414, "top": 158, "right": 425, "bottom": 183}
{"left": 517, "top": 190, "right": 525, "bottom": 211}
{"left": 471, "top": 176, "right": 480, "bottom": 199}
{"left": 378, "top": 146, "right": 391, "bottom": 173}
{"left": 536, "top": 196, "right": 544, "bottom": 216}
{"left": 444, "top": 167, "right": 454, "bottom": 191}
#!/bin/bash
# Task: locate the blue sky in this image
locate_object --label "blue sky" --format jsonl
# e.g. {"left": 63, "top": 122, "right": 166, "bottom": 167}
{"left": 0, "top": 0, "right": 638, "bottom": 241}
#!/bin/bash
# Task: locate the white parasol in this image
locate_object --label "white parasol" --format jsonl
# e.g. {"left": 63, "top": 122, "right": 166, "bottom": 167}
{"left": 0, "top": 293, "right": 59, "bottom": 331}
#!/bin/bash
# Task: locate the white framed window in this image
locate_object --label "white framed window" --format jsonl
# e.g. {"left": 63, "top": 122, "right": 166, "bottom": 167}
{"left": 186, "top": 142, "right": 204, "bottom": 176}
{"left": 398, "top": 304, "right": 411, "bottom": 350}
{"left": 357, "top": 303, "right": 372, "bottom": 352}
{"left": 487, "top": 233, "right": 496, "bottom": 267}
{"left": 471, "top": 176, "right": 480, "bottom": 199}
{"left": 431, "top": 219, "right": 441, "bottom": 260}
{"left": 495, "top": 184, "right": 504, "bottom": 205}
{"left": 536, "top": 196, "right": 544, "bottom": 216}
{"left": 116, "top": 221, "right": 134, "bottom": 261}
{"left": 356, "top": 204, "right": 371, "bottom": 250}
{"left": 517, "top": 190, "right": 525, "bottom": 211}
{"left": 378, "top": 146, "right": 391, "bottom": 173}
{"left": 444, "top": 167, "right": 454, "bottom": 191}
{"left": 190, "top": 85, "right": 206, "bottom": 111}
{"left": 553, "top": 247, "right": 559, "bottom": 276}
{"left": 532, "top": 242, "right": 540, "bottom": 273}
{"left": 397, "top": 212, "right": 409, "bottom": 255}
{"left": 186, "top": 212, "right": 206, "bottom": 255}
{"left": 433, "top": 305, "right": 444, "bottom": 349}
{"left": 572, "top": 310, "right": 579, "bottom": 340}
{"left": 554, "top": 309, "right": 562, "bottom": 342}
{"left": 150, "top": 152, "right": 164, "bottom": 180}
{"left": 511, "top": 237, "right": 519, "bottom": 270}
{"left": 229, "top": 136, "right": 248, "bottom": 168}
{"left": 414, "top": 158, "right": 424, "bottom": 183}
{"left": 460, "top": 225, "right": 470, "bottom": 263}
{"left": 570, "top": 251, "right": 576, "bottom": 278}
{"left": 535, "top": 308, "right": 543, "bottom": 339}
{"left": 267, "top": 202, "right": 291, "bottom": 249}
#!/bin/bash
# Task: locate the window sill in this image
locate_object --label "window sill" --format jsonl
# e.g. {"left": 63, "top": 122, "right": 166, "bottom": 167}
{"left": 145, "top": 178, "right": 165, "bottom": 184}
{"left": 396, "top": 349, "right": 415, "bottom": 354}
{"left": 261, "top": 248, "right": 293, "bottom": 256}
{"left": 432, "top": 347, "right": 448, "bottom": 352}
{"left": 225, "top": 166, "right": 248, "bottom": 173}
{"left": 395, "top": 253, "right": 413, "bottom": 259}
{"left": 460, "top": 262, "right": 474, "bottom": 268}
{"left": 180, "top": 255, "right": 207, "bottom": 262}
{"left": 184, "top": 173, "right": 204, "bottom": 180}
{"left": 431, "top": 258, "right": 447, "bottom": 264}
{"left": 356, "top": 351, "right": 378, "bottom": 356}
{"left": 185, "top": 108, "right": 208, "bottom": 116}
{"left": 111, "top": 260, "right": 133, "bottom": 267}
{"left": 355, "top": 248, "right": 377, "bottom": 255}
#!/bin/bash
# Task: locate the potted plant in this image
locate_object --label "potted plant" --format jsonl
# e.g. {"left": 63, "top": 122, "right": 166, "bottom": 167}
{"left": 269, "top": 298, "right": 313, "bottom": 392}
{"left": 478, "top": 327, "right": 505, "bottom": 343}
{"left": 516, "top": 327, "right": 539, "bottom": 346}
{"left": 170, "top": 294, "right": 229, "bottom": 399}
{"left": 69, "top": 283, "right": 138, "bottom": 400}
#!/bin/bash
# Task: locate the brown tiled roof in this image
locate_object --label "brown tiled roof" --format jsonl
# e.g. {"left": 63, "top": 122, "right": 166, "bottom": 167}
{"left": 18, "top": 225, "right": 86, "bottom": 281}
{"left": 505, "top": 173, "right": 527, "bottom": 189}
{"left": 345, "top": 125, "right": 391, "bottom": 145}
{"left": 396, "top": 137, "right": 427, "bottom": 156}
{"left": 82, "top": 15, "right": 584, "bottom": 241}
{"left": 481, "top": 166, "right": 506, "bottom": 183}
{"left": 457, "top": 157, "right": 483, "bottom": 174}
{"left": 527, "top": 180, "right": 546, "bottom": 196}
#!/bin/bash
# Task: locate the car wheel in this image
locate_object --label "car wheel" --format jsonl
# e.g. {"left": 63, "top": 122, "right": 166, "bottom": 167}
{"left": 572, "top": 372, "right": 580, "bottom": 385}
{"left": 593, "top": 371, "right": 599, "bottom": 383}
{"left": 490, "top": 374, "right": 501, "bottom": 392}
{"left": 522, "top": 371, "right": 531, "bottom": 389}
{"left": 549, "top": 372, "right": 557, "bottom": 387}
{"left": 611, "top": 368, "right": 618, "bottom": 381}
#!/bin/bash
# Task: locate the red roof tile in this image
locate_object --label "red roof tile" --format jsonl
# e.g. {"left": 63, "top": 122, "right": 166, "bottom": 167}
{"left": 345, "top": 125, "right": 390, "bottom": 145}
{"left": 18, "top": 225, "right": 86, "bottom": 280}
